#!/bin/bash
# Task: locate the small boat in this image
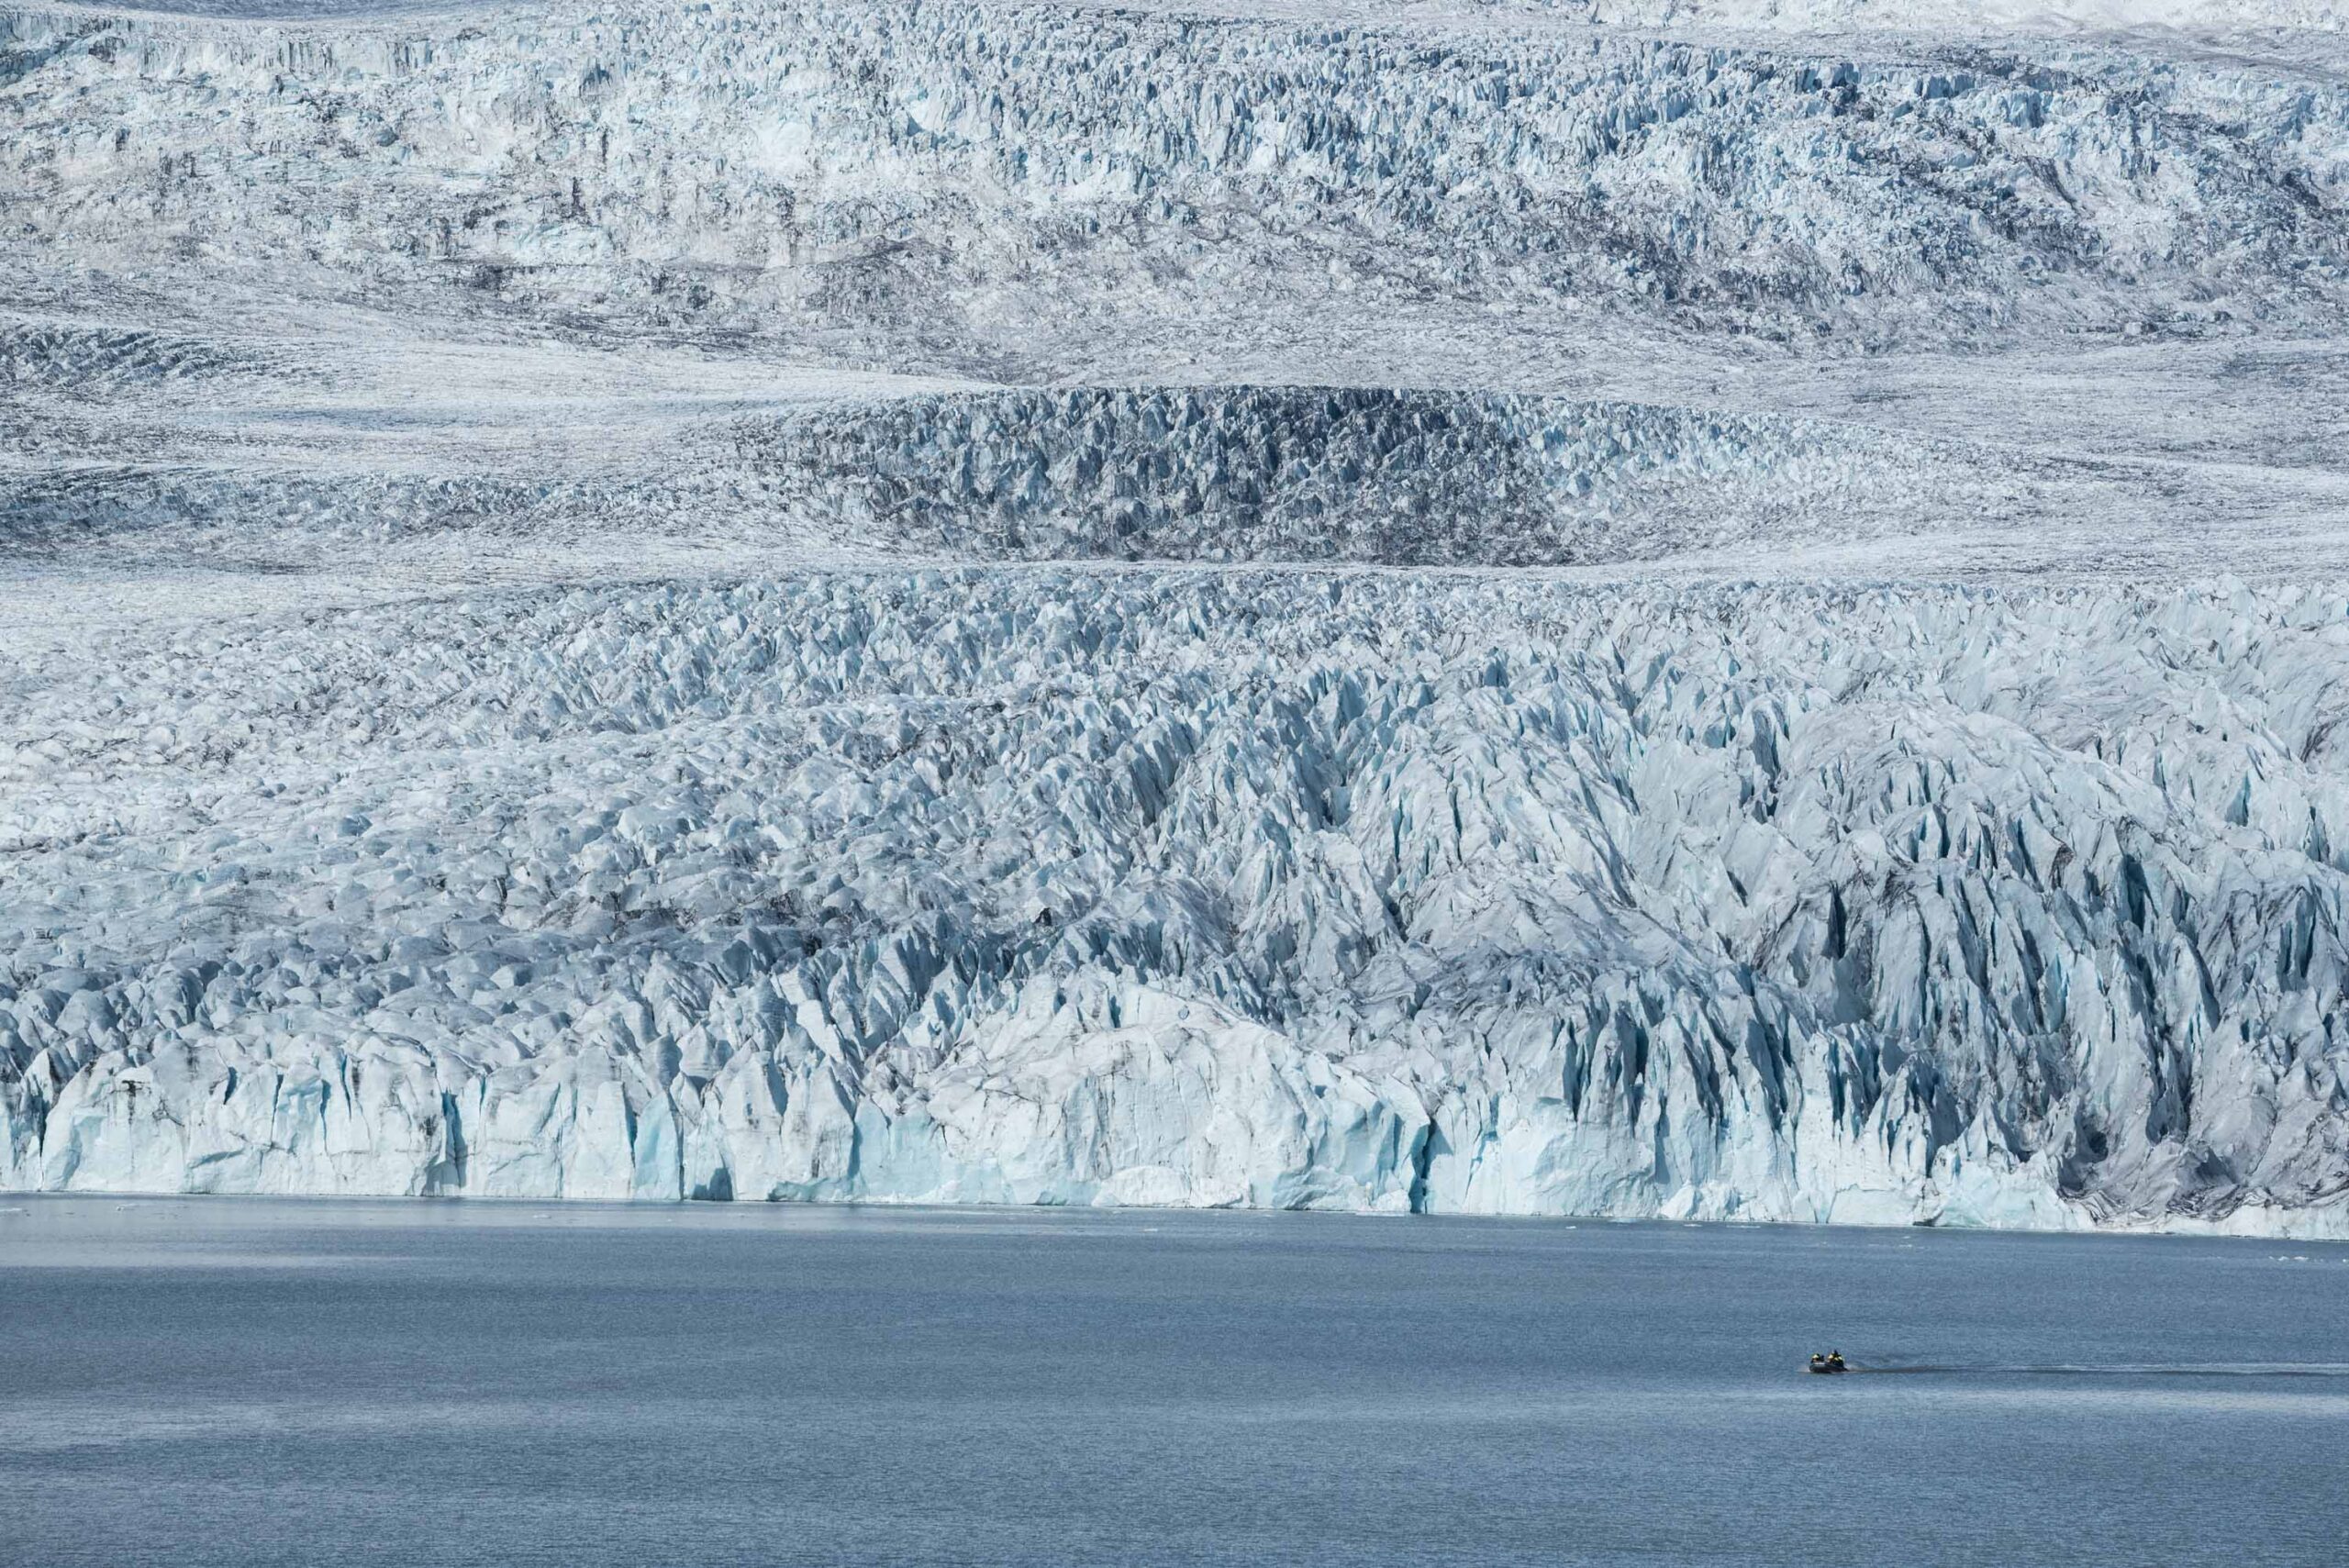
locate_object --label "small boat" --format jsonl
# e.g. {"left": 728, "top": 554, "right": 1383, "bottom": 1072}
{"left": 1807, "top": 1351, "right": 1849, "bottom": 1374}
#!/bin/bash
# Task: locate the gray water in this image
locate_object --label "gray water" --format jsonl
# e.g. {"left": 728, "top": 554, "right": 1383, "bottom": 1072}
{"left": 2, "top": 1200, "right": 2345, "bottom": 1567}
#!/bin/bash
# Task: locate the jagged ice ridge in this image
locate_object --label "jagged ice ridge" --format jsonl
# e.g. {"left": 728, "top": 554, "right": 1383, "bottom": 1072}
{"left": 6, "top": 573, "right": 2347, "bottom": 1232}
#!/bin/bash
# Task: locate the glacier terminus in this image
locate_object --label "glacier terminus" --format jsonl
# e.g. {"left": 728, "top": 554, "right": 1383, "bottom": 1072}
{"left": 4, "top": 0, "right": 2349, "bottom": 1236}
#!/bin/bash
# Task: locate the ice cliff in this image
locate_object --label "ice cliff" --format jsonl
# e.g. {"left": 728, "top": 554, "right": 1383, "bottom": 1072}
{"left": 4, "top": 0, "right": 2348, "bottom": 1232}
{"left": 6, "top": 574, "right": 2347, "bottom": 1233}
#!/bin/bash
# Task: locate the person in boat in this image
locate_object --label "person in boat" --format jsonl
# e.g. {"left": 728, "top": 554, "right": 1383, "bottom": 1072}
{"left": 1828, "top": 1351, "right": 1846, "bottom": 1372}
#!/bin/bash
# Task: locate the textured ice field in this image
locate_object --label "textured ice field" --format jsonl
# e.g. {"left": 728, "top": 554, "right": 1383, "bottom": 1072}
{"left": 10, "top": 572, "right": 2349, "bottom": 1230}
{"left": 5, "top": 0, "right": 2348, "bottom": 1229}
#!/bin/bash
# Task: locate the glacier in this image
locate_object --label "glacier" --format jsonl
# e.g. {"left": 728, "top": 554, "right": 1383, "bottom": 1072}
{"left": 4, "top": 0, "right": 2349, "bottom": 1232}
{"left": 7, "top": 573, "right": 2348, "bottom": 1232}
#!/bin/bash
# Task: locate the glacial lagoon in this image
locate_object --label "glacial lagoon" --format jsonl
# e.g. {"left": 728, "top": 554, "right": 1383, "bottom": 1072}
{"left": 3, "top": 1199, "right": 2345, "bottom": 1567}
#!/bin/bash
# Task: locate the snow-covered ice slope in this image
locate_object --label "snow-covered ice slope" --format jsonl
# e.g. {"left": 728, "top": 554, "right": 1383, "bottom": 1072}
{"left": 10, "top": 0, "right": 2349, "bottom": 575}
{"left": 4, "top": 0, "right": 2348, "bottom": 1229}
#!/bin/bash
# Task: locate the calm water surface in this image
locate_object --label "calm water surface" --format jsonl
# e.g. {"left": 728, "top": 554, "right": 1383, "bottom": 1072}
{"left": 2, "top": 1198, "right": 2344, "bottom": 1566}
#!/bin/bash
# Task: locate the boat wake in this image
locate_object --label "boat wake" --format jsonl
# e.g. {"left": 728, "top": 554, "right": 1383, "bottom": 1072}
{"left": 1849, "top": 1362, "right": 2349, "bottom": 1379}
